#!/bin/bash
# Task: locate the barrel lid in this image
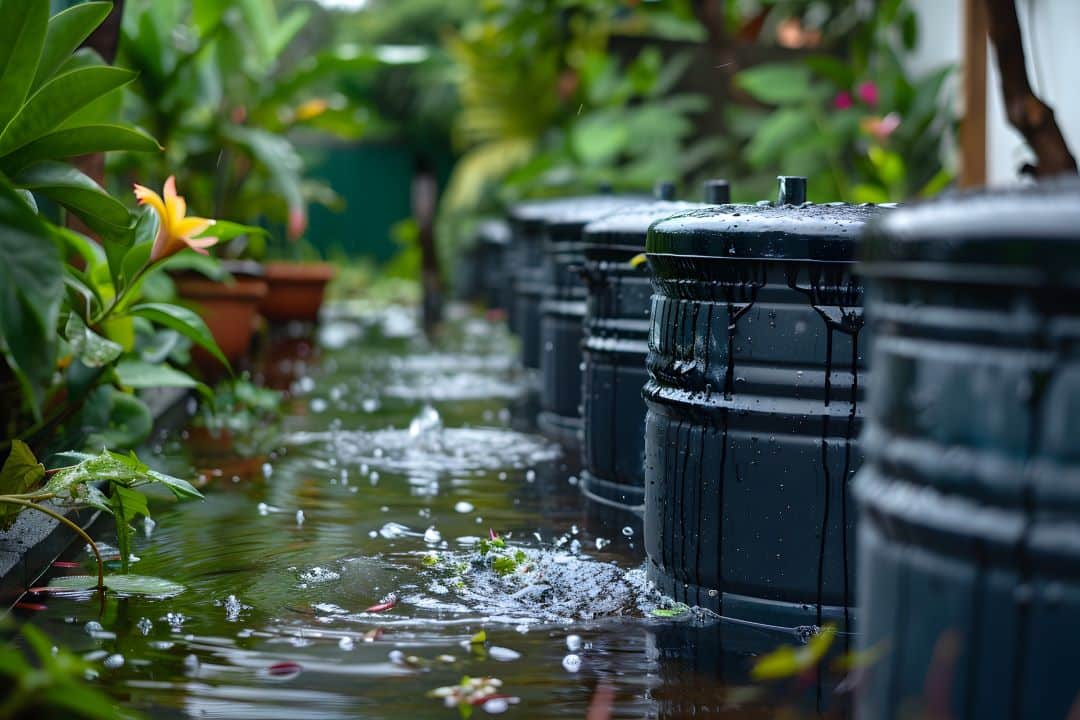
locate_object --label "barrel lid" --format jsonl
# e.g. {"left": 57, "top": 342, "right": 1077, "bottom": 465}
{"left": 583, "top": 201, "right": 706, "bottom": 251}
{"left": 508, "top": 195, "right": 640, "bottom": 234}
{"left": 476, "top": 219, "right": 510, "bottom": 246}
{"left": 861, "top": 176, "right": 1080, "bottom": 285}
{"left": 544, "top": 195, "right": 652, "bottom": 241}
{"left": 647, "top": 201, "right": 889, "bottom": 262}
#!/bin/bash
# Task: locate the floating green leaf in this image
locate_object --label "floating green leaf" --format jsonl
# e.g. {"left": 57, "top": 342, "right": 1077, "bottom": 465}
{"left": 751, "top": 624, "right": 837, "bottom": 680}
{"left": 46, "top": 573, "right": 186, "bottom": 597}
{"left": 649, "top": 603, "right": 691, "bottom": 619}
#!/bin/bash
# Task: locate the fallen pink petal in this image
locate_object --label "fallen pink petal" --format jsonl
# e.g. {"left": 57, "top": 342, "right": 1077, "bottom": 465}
{"left": 364, "top": 594, "right": 398, "bottom": 613}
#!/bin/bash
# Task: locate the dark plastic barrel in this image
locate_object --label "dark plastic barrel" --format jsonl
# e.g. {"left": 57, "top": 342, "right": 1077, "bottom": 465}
{"left": 508, "top": 196, "right": 634, "bottom": 371}
{"left": 580, "top": 201, "right": 704, "bottom": 511}
{"left": 476, "top": 219, "right": 511, "bottom": 313}
{"left": 537, "top": 196, "right": 647, "bottom": 444}
{"left": 854, "top": 179, "right": 1080, "bottom": 719}
{"left": 643, "top": 181, "right": 890, "bottom": 628}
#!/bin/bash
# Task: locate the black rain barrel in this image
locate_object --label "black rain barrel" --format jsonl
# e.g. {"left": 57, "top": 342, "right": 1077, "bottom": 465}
{"left": 508, "top": 196, "right": 636, "bottom": 371}
{"left": 854, "top": 178, "right": 1080, "bottom": 719}
{"left": 537, "top": 195, "right": 648, "bottom": 444}
{"left": 643, "top": 177, "right": 891, "bottom": 628}
{"left": 580, "top": 199, "right": 711, "bottom": 512}
{"left": 476, "top": 219, "right": 511, "bottom": 313}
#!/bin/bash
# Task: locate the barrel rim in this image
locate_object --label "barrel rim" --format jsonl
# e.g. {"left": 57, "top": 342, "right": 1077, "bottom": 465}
{"left": 646, "top": 202, "right": 890, "bottom": 262}
{"left": 860, "top": 175, "right": 1080, "bottom": 280}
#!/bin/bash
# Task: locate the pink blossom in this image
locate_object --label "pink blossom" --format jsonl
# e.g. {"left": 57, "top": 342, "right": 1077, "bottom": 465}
{"left": 860, "top": 112, "right": 902, "bottom": 141}
{"left": 857, "top": 81, "right": 879, "bottom": 107}
{"left": 833, "top": 91, "right": 853, "bottom": 110}
{"left": 287, "top": 205, "right": 308, "bottom": 240}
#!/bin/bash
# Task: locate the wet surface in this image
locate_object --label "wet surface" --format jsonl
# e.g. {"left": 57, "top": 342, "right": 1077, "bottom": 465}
{"left": 12, "top": 303, "right": 851, "bottom": 718}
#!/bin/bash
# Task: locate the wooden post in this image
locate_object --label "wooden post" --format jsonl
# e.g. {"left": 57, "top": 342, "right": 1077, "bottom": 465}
{"left": 960, "top": 0, "right": 988, "bottom": 187}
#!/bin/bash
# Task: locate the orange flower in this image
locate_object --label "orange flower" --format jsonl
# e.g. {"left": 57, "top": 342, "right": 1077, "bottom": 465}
{"left": 133, "top": 176, "right": 218, "bottom": 262}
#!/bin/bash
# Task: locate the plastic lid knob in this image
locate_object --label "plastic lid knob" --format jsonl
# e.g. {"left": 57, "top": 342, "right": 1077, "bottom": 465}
{"left": 777, "top": 176, "right": 808, "bottom": 206}
{"left": 703, "top": 179, "right": 731, "bottom": 204}
{"left": 653, "top": 181, "right": 677, "bottom": 201}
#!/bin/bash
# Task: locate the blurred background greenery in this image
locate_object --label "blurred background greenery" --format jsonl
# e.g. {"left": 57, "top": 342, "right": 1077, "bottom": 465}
{"left": 54, "top": 0, "right": 957, "bottom": 285}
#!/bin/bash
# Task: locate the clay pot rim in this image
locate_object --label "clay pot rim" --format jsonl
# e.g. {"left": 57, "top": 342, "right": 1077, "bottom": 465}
{"left": 263, "top": 261, "right": 337, "bottom": 283}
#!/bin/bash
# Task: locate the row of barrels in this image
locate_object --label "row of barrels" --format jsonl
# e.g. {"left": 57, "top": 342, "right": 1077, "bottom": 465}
{"left": 464, "top": 175, "right": 1080, "bottom": 719}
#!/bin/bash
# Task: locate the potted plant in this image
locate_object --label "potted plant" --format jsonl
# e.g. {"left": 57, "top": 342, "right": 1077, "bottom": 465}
{"left": 112, "top": 1, "right": 401, "bottom": 335}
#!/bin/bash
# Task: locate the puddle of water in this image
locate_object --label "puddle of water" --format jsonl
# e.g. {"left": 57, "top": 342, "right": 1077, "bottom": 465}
{"left": 14, "top": 303, "right": 852, "bottom": 719}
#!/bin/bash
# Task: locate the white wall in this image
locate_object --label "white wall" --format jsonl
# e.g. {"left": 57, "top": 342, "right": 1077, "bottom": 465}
{"left": 908, "top": 0, "right": 1080, "bottom": 187}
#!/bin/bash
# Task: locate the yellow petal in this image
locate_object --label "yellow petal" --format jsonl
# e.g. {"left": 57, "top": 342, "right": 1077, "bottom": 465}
{"left": 163, "top": 175, "right": 187, "bottom": 228}
{"left": 175, "top": 216, "right": 214, "bottom": 239}
{"left": 133, "top": 183, "right": 167, "bottom": 221}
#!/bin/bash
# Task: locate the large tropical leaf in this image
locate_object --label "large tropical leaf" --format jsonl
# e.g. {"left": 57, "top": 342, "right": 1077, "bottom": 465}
{"left": 0, "top": 176, "right": 63, "bottom": 414}
{"left": 0, "top": 0, "right": 48, "bottom": 133}
{"left": 15, "top": 162, "right": 132, "bottom": 232}
{"left": 127, "top": 302, "right": 230, "bottom": 370}
{"left": 0, "top": 66, "right": 136, "bottom": 157}
{"left": 31, "top": 1, "right": 113, "bottom": 92}
{"left": 2, "top": 124, "right": 160, "bottom": 176}
{"left": 223, "top": 125, "right": 305, "bottom": 213}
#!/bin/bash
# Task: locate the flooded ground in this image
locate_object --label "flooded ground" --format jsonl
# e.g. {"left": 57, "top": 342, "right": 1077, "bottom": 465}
{"left": 13, "top": 304, "right": 850, "bottom": 718}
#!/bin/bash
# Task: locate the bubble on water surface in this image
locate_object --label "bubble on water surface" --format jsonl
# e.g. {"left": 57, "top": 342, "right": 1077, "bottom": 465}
{"left": 296, "top": 510, "right": 305, "bottom": 525}
{"left": 566, "top": 634, "right": 582, "bottom": 652}
{"left": 409, "top": 405, "right": 444, "bottom": 438}
{"left": 136, "top": 618, "right": 153, "bottom": 635}
{"left": 488, "top": 646, "right": 521, "bottom": 662}
{"left": 454, "top": 501, "right": 475, "bottom": 513}
{"left": 103, "top": 654, "right": 125, "bottom": 669}
{"left": 286, "top": 425, "right": 559, "bottom": 479}
{"left": 562, "top": 654, "right": 582, "bottom": 672}
{"left": 300, "top": 567, "right": 342, "bottom": 584}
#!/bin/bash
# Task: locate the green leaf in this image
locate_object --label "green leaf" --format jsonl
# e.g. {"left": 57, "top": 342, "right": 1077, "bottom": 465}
{"left": 15, "top": 162, "right": 132, "bottom": 231}
{"left": 735, "top": 64, "right": 813, "bottom": 105}
{"left": 0, "top": 440, "right": 45, "bottom": 529}
{"left": 65, "top": 313, "right": 122, "bottom": 368}
{"left": 146, "top": 468, "right": 203, "bottom": 501}
{"left": 115, "top": 358, "right": 202, "bottom": 390}
{"left": 222, "top": 125, "right": 304, "bottom": 212}
{"left": 0, "top": 0, "right": 48, "bottom": 133}
{"left": 0, "top": 176, "right": 63, "bottom": 413}
{"left": 109, "top": 484, "right": 148, "bottom": 572}
{"left": 804, "top": 55, "right": 854, "bottom": 89}
{"left": 86, "top": 390, "right": 153, "bottom": 450}
{"left": 158, "top": 249, "right": 229, "bottom": 281}
{"left": 2, "top": 124, "right": 160, "bottom": 176}
{"left": 746, "top": 109, "right": 809, "bottom": 167}
{"left": 128, "top": 302, "right": 230, "bottom": 371}
{"left": 0, "top": 65, "right": 136, "bottom": 157}
{"left": 31, "top": 2, "right": 113, "bottom": 92}
{"left": 203, "top": 220, "right": 269, "bottom": 242}
{"left": 649, "top": 603, "right": 691, "bottom": 618}
{"left": 46, "top": 573, "right": 186, "bottom": 597}
{"left": 571, "top": 112, "right": 630, "bottom": 166}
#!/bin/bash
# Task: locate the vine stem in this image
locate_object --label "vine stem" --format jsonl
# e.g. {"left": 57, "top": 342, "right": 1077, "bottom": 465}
{"left": 0, "top": 498, "right": 105, "bottom": 592}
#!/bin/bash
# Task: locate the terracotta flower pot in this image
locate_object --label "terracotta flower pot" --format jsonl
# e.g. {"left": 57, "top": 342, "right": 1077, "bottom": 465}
{"left": 260, "top": 261, "right": 336, "bottom": 323}
{"left": 173, "top": 271, "right": 268, "bottom": 374}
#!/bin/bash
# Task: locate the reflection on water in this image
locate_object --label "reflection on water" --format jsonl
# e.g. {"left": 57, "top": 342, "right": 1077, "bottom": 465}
{"left": 14, "top": 303, "right": 852, "bottom": 719}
